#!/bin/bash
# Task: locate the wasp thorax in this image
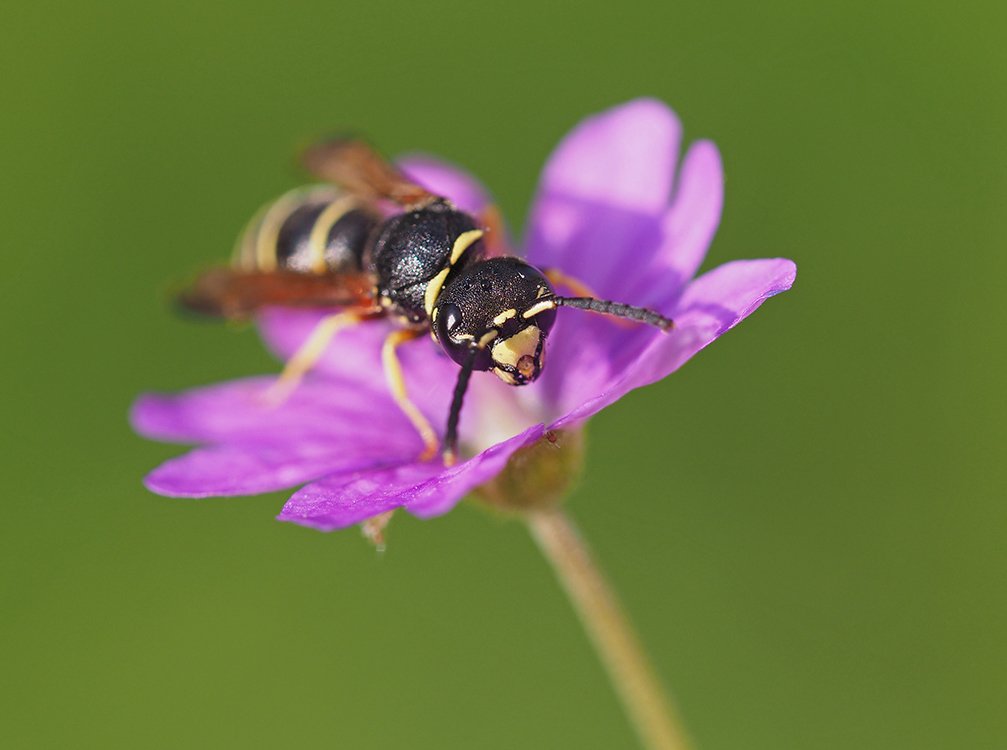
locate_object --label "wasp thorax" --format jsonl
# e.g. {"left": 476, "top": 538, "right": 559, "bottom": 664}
{"left": 432, "top": 257, "right": 557, "bottom": 386}
{"left": 367, "top": 201, "right": 484, "bottom": 325}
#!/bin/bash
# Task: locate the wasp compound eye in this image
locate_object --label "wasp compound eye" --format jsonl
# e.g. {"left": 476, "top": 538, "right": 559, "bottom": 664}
{"left": 440, "top": 302, "right": 462, "bottom": 335}
{"left": 433, "top": 300, "right": 492, "bottom": 371}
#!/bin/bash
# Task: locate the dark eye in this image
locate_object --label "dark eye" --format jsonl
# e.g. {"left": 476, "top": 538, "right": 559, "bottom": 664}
{"left": 434, "top": 301, "right": 465, "bottom": 351}
{"left": 441, "top": 303, "right": 462, "bottom": 334}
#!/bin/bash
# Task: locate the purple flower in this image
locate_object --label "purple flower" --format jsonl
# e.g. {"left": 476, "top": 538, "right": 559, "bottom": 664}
{"left": 131, "top": 99, "right": 796, "bottom": 532}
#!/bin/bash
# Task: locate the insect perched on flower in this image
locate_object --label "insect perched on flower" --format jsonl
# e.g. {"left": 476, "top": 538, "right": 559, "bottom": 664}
{"left": 132, "top": 99, "right": 796, "bottom": 532}
{"left": 178, "top": 135, "right": 675, "bottom": 466}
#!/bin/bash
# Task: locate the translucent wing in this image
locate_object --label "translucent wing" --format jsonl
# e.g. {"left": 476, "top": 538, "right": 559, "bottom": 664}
{"left": 177, "top": 267, "right": 375, "bottom": 319}
{"left": 301, "top": 137, "right": 442, "bottom": 210}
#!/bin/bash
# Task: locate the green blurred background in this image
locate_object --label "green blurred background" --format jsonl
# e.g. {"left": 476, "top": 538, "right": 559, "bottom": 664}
{"left": 2, "top": 1, "right": 1004, "bottom": 747}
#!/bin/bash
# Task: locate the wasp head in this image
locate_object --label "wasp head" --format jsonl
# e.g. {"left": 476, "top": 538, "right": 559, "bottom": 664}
{"left": 432, "top": 257, "right": 557, "bottom": 385}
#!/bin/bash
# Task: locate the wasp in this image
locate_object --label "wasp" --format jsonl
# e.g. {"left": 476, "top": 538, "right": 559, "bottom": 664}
{"left": 181, "top": 139, "right": 673, "bottom": 463}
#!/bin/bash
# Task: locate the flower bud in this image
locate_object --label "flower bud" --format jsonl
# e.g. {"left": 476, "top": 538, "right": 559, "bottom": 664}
{"left": 476, "top": 428, "right": 585, "bottom": 513}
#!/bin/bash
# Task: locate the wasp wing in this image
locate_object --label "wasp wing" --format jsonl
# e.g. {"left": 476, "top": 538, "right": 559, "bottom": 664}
{"left": 177, "top": 267, "right": 375, "bottom": 319}
{"left": 301, "top": 137, "right": 442, "bottom": 211}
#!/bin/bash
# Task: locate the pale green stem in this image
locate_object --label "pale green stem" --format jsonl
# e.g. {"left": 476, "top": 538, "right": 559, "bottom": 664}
{"left": 527, "top": 507, "right": 695, "bottom": 750}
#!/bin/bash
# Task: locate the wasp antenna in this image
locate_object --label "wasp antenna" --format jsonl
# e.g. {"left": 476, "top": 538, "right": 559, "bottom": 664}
{"left": 553, "top": 297, "right": 674, "bottom": 331}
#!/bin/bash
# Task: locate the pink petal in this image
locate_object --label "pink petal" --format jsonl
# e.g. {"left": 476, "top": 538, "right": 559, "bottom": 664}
{"left": 131, "top": 375, "right": 416, "bottom": 445}
{"left": 519, "top": 100, "right": 689, "bottom": 417}
{"left": 625, "top": 140, "right": 725, "bottom": 308}
{"left": 134, "top": 375, "right": 426, "bottom": 498}
{"left": 144, "top": 440, "right": 408, "bottom": 498}
{"left": 524, "top": 99, "right": 682, "bottom": 295}
{"left": 278, "top": 424, "right": 544, "bottom": 531}
{"left": 661, "top": 140, "right": 724, "bottom": 284}
{"left": 549, "top": 258, "right": 797, "bottom": 430}
{"left": 398, "top": 155, "right": 491, "bottom": 215}
{"left": 532, "top": 98, "right": 680, "bottom": 216}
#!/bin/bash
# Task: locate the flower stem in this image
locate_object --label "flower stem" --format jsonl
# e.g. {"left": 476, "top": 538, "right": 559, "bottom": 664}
{"left": 526, "top": 508, "right": 695, "bottom": 750}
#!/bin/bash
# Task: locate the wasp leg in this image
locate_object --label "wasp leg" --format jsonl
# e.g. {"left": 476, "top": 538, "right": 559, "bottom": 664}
{"left": 543, "top": 268, "right": 600, "bottom": 299}
{"left": 361, "top": 509, "right": 395, "bottom": 552}
{"left": 479, "top": 204, "right": 512, "bottom": 258}
{"left": 263, "top": 310, "right": 373, "bottom": 405}
{"left": 382, "top": 329, "right": 439, "bottom": 461}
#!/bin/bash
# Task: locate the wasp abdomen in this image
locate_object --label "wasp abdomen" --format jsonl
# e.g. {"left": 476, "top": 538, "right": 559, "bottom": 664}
{"left": 276, "top": 203, "right": 378, "bottom": 274}
{"left": 236, "top": 186, "right": 380, "bottom": 275}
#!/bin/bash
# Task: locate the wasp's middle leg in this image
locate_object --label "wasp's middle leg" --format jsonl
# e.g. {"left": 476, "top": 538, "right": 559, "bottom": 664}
{"left": 382, "top": 328, "right": 439, "bottom": 461}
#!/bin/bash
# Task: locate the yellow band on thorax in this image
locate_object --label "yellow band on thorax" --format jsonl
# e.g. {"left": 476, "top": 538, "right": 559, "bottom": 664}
{"left": 423, "top": 229, "right": 485, "bottom": 317}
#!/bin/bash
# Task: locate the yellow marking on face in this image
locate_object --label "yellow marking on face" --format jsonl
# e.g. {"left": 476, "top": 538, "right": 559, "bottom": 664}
{"left": 306, "top": 195, "right": 359, "bottom": 274}
{"left": 492, "top": 368, "right": 517, "bottom": 385}
{"left": 424, "top": 267, "right": 451, "bottom": 318}
{"left": 477, "top": 329, "right": 499, "bottom": 349}
{"left": 449, "top": 229, "right": 484, "bottom": 266}
{"left": 535, "top": 285, "right": 550, "bottom": 299}
{"left": 522, "top": 300, "right": 557, "bottom": 319}
{"left": 493, "top": 308, "right": 517, "bottom": 326}
{"left": 491, "top": 325, "right": 541, "bottom": 368}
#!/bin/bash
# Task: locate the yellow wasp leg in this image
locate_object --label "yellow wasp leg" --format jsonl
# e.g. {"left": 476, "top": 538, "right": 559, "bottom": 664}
{"left": 263, "top": 310, "right": 369, "bottom": 405}
{"left": 479, "top": 204, "right": 512, "bottom": 258}
{"left": 382, "top": 328, "right": 439, "bottom": 461}
{"left": 544, "top": 269, "right": 634, "bottom": 329}
{"left": 544, "top": 268, "right": 600, "bottom": 299}
{"left": 360, "top": 509, "right": 395, "bottom": 552}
